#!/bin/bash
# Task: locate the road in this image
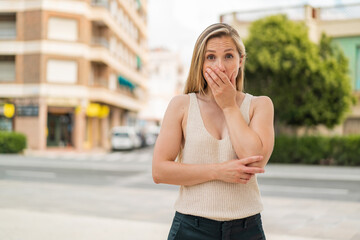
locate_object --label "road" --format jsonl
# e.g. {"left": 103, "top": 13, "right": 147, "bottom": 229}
{"left": 0, "top": 147, "right": 359, "bottom": 203}
{"left": 0, "top": 147, "right": 360, "bottom": 240}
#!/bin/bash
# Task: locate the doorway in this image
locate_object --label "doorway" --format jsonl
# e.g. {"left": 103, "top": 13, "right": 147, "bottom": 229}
{"left": 47, "top": 112, "right": 73, "bottom": 147}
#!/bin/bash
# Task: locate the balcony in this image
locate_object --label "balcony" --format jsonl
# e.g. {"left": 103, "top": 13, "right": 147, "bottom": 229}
{"left": 90, "top": 62, "right": 108, "bottom": 88}
{"left": 91, "top": 21, "right": 109, "bottom": 49}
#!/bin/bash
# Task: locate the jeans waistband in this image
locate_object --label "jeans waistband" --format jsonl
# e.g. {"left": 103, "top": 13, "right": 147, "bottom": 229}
{"left": 175, "top": 211, "right": 260, "bottom": 227}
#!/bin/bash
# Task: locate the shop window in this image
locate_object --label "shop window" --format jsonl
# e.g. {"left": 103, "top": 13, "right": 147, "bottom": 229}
{"left": 0, "top": 116, "right": 13, "bottom": 131}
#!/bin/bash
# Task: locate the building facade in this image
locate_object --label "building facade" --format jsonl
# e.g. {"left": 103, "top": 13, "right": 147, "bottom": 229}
{"left": 0, "top": 0, "right": 148, "bottom": 151}
{"left": 139, "top": 48, "right": 185, "bottom": 126}
{"left": 220, "top": 3, "right": 360, "bottom": 135}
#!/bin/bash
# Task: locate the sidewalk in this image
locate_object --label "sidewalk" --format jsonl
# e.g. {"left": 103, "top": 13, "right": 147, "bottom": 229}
{"left": 23, "top": 147, "right": 109, "bottom": 157}
{"left": 0, "top": 207, "right": 341, "bottom": 240}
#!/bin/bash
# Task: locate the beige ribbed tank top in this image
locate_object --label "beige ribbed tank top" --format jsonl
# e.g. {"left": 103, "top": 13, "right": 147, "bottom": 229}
{"left": 174, "top": 92, "right": 263, "bottom": 221}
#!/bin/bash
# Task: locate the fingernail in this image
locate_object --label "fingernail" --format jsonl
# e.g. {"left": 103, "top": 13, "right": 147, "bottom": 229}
{"left": 206, "top": 68, "right": 211, "bottom": 73}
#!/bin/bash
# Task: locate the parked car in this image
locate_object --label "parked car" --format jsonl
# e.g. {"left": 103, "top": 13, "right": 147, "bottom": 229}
{"left": 111, "top": 126, "right": 141, "bottom": 151}
{"left": 144, "top": 125, "right": 160, "bottom": 146}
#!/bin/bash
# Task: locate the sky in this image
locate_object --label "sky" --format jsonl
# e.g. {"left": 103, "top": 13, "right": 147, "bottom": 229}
{"left": 148, "top": 0, "right": 359, "bottom": 67}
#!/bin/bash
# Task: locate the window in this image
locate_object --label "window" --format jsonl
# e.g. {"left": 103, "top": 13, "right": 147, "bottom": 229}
{"left": 109, "top": 37, "right": 116, "bottom": 55}
{"left": 109, "top": 74, "right": 117, "bottom": 91}
{"left": 118, "top": 8, "right": 124, "bottom": 26}
{"left": 124, "top": 16, "right": 130, "bottom": 34}
{"left": 356, "top": 46, "right": 360, "bottom": 90}
{"left": 124, "top": 48, "right": 129, "bottom": 65}
{"left": 0, "top": 56, "right": 15, "bottom": 82}
{"left": 134, "top": 28, "right": 138, "bottom": 41}
{"left": 118, "top": 42, "right": 123, "bottom": 61}
{"left": 48, "top": 17, "right": 78, "bottom": 41}
{"left": 0, "top": 14, "right": 16, "bottom": 39}
{"left": 110, "top": 0, "right": 117, "bottom": 17}
{"left": 47, "top": 59, "right": 78, "bottom": 84}
{"left": 344, "top": 117, "right": 360, "bottom": 134}
{"left": 0, "top": 116, "right": 13, "bottom": 131}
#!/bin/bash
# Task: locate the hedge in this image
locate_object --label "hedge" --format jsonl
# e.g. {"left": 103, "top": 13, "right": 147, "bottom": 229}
{"left": 0, "top": 131, "right": 27, "bottom": 153}
{"left": 270, "top": 135, "right": 360, "bottom": 166}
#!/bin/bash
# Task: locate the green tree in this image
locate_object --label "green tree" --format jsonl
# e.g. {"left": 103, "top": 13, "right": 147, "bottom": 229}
{"left": 244, "top": 15, "right": 354, "bottom": 128}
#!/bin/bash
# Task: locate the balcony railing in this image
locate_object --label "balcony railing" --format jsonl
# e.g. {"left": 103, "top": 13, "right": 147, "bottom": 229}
{"left": 92, "top": 36, "right": 109, "bottom": 49}
{"left": 95, "top": 78, "right": 108, "bottom": 88}
{"left": 320, "top": 3, "right": 360, "bottom": 20}
{"left": 91, "top": 0, "right": 109, "bottom": 9}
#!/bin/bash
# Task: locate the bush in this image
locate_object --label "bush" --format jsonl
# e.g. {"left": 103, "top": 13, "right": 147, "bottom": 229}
{"left": 270, "top": 135, "right": 360, "bottom": 166}
{"left": 331, "top": 135, "right": 360, "bottom": 166}
{"left": 271, "top": 136, "right": 299, "bottom": 164}
{"left": 0, "top": 131, "right": 27, "bottom": 153}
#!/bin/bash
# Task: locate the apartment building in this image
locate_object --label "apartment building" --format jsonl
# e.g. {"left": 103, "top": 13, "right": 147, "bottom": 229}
{"left": 0, "top": 0, "right": 148, "bottom": 151}
{"left": 220, "top": 3, "right": 360, "bottom": 135}
{"left": 140, "top": 48, "right": 186, "bottom": 125}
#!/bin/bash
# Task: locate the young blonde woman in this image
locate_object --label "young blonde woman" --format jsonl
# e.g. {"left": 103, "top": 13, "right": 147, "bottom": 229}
{"left": 152, "top": 23, "right": 274, "bottom": 240}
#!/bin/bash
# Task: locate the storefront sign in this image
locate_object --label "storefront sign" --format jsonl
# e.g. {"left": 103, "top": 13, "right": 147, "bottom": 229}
{"left": 86, "top": 103, "right": 100, "bottom": 117}
{"left": 1, "top": 104, "right": 15, "bottom": 118}
{"left": 99, "top": 105, "right": 110, "bottom": 118}
{"left": 16, "top": 105, "right": 39, "bottom": 116}
{"left": 86, "top": 103, "right": 109, "bottom": 118}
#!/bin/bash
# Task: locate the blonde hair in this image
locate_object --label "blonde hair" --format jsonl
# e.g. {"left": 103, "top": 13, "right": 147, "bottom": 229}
{"left": 184, "top": 23, "right": 246, "bottom": 94}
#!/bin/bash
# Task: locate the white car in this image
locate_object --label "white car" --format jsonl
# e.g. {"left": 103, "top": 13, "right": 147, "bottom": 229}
{"left": 144, "top": 125, "right": 160, "bottom": 146}
{"left": 111, "top": 126, "right": 141, "bottom": 150}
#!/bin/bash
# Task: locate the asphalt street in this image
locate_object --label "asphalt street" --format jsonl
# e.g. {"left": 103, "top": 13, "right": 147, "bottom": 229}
{"left": 0, "top": 147, "right": 359, "bottom": 202}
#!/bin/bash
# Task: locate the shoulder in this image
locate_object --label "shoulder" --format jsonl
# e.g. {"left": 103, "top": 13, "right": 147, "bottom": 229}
{"left": 250, "top": 95, "right": 274, "bottom": 116}
{"left": 168, "top": 94, "right": 190, "bottom": 110}
{"left": 165, "top": 94, "right": 190, "bottom": 118}
{"left": 250, "top": 95, "right": 273, "bottom": 108}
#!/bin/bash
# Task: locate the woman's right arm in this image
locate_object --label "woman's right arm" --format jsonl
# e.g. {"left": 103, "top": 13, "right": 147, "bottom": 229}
{"left": 152, "top": 95, "right": 264, "bottom": 186}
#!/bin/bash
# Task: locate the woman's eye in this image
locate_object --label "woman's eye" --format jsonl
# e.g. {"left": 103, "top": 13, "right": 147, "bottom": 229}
{"left": 225, "top": 54, "right": 233, "bottom": 59}
{"left": 206, "top": 55, "right": 215, "bottom": 60}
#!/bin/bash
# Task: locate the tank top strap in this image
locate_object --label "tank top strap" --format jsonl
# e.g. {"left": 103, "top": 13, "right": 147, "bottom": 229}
{"left": 187, "top": 92, "right": 203, "bottom": 130}
{"left": 240, "top": 93, "right": 253, "bottom": 125}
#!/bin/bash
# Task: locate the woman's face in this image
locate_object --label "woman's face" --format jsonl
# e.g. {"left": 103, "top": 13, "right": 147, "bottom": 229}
{"left": 203, "top": 35, "right": 242, "bottom": 87}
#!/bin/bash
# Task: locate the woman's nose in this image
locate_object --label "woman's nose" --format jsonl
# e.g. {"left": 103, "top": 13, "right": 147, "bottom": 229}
{"left": 216, "top": 59, "right": 226, "bottom": 72}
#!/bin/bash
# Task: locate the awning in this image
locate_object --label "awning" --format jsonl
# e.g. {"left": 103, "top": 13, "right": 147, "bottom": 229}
{"left": 118, "top": 76, "right": 136, "bottom": 91}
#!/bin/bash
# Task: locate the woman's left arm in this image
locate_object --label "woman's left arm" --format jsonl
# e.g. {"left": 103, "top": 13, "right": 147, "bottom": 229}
{"left": 223, "top": 96, "right": 274, "bottom": 167}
